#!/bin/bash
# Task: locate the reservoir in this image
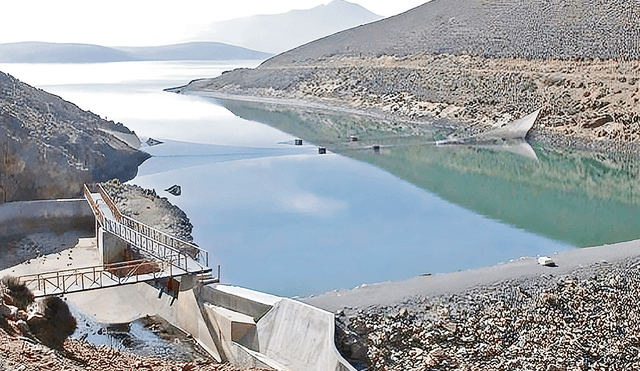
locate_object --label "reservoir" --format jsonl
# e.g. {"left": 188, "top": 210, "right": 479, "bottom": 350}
{"left": 3, "top": 61, "right": 636, "bottom": 297}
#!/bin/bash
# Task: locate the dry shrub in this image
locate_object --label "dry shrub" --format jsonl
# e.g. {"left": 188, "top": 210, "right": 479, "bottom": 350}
{"left": 1, "top": 276, "right": 34, "bottom": 310}
{"left": 28, "top": 296, "right": 77, "bottom": 349}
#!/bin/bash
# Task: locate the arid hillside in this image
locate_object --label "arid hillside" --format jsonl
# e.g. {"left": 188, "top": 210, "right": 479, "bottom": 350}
{"left": 262, "top": 0, "right": 640, "bottom": 64}
{"left": 175, "top": 0, "right": 640, "bottom": 151}
{"left": 0, "top": 71, "right": 149, "bottom": 202}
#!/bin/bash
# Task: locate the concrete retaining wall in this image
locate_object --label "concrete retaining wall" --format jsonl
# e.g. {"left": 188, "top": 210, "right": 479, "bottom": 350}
{"left": 0, "top": 199, "right": 92, "bottom": 223}
{"left": 99, "top": 228, "right": 129, "bottom": 264}
{"left": 198, "top": 284, "right": 278, "bottom": 322}
{"left": 198, "top": 285, "right": 355, "bottom": 371}
{"left": 0, "top": 199, "right": 93, "bottom": 236}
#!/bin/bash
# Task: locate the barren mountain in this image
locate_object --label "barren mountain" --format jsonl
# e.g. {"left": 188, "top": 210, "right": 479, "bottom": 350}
{"left": 0, "top": 42, "right": 271, "bottom": 63}
{"left": 263, "top": 0, "right": 640, "bottom": 65}
{"left": 197, "top": 0, "right": 382, "bottom": 54}
{"left": 174, "top": 0, "right": 640, "bottom": 148}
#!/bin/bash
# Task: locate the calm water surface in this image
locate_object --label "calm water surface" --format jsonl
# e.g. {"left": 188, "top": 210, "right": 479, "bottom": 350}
{"left": 1, "top": 61, "right": 581, "bottom": 297}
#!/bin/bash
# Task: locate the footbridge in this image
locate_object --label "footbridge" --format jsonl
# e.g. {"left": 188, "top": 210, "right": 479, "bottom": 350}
{"left": 19, "top": 184, "right": 214, "bottom": 298}
{"left": 6, "top": 192, "right": 355, "bottom": 371}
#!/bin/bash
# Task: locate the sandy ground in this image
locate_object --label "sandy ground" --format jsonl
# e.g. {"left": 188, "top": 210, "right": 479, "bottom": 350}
{"left": 1, "top": 237, "right": 100, "bottom": 278}
{"left": 303, "top": 238, "right": 640, "bottom": 312}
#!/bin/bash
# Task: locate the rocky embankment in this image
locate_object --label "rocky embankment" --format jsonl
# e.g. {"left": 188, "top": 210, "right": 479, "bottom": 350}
{"left": 101, "top": 179, "right": 194, "bottom": 242}
{"left": 337, "top": 256, "right": 640, "bottom": 370}
{"left": 0, "top": 324, "right": 264, "bottom": 371}
{"left": 0, "top": 71, "right": 149, "bottom": 203}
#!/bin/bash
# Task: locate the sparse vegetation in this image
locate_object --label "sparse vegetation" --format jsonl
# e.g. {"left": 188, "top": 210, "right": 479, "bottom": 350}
{"left": 1, "top": 275, "right": 34, "bottom": 310}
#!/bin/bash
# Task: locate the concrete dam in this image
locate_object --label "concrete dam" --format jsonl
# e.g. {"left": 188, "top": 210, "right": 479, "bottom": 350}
{"left": 0, "top": 185, "right": 355, "bottom": 371}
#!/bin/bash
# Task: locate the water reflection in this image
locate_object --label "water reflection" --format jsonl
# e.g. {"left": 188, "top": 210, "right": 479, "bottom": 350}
{"left": 134, "top": 140, "right": 569, "bottom": 297}
{"left": 214, "top": 98, "right": 640, "bottom": 248}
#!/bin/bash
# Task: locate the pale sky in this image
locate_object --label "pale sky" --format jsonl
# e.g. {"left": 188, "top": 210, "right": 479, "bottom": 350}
{"left": 1, "top": 0, "right": 426, "bottom": 46}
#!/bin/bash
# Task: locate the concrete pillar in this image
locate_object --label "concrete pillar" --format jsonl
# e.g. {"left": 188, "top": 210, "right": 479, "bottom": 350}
{"left": 98, "top": 228, "right": 128, "bottom": 264}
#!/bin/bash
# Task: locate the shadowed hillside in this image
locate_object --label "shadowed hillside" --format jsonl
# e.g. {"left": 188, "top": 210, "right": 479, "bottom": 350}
{"left": 0, "top": 71, "right": 148, "bottom": 202}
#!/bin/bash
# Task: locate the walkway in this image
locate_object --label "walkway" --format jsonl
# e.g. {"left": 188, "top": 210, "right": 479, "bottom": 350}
{"left": 17, "top": 185, "right": 214, "bottom": 297}
{"left": 20, "top": 259, "right": 178, "bottom": 297}
{"left": 83, "top": 183, "right": 210, "bottom": 274}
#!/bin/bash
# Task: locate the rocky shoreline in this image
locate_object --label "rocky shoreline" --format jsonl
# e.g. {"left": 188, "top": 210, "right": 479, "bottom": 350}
{"left": 100, "top": 179, "right": 194, "bottom": 243}
{"left": 175, "top": 54, "right": 640, "bottom": 157}
{"left": 0, "top": 71, "right": 149, "bottom": 203}
{"left": 0, "top": 327, "right": 266, "bottom": 371}
{"left": 334, "top": 252, "right": 640, "bottom": 370}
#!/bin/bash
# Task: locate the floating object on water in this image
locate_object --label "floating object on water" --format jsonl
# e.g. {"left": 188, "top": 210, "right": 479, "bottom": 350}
{"left": 537, "top": 256, "right": 555, "bottom": 266}
{"left": 165, "top": 184, "right": 181, "bottom": 196}
{"left": 294, "top": 139, "right": 303, "bottom": 145}
{"left": 318, "top": 147, "right": 327, "bottom": 154}
{"left": 349, "top": 135, "right": 358, "bottom": 142}
{"left": 146, "top": 138, "right": 164, "bottom": 146}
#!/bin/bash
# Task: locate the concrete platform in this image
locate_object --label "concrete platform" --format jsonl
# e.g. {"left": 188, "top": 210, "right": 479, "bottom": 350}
{"left": 1, "top": 238, "right": 100, "bottom": 277}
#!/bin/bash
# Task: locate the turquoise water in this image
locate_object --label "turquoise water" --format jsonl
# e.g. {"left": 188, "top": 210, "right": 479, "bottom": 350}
{"left": 133, "top": 138, "right": 570, "bottom": 297}
{"left": 0, "top": 61, "right": 577, "bottom": 297}
{"left": 217, "top": 99, "right": 640, "bottom": 249}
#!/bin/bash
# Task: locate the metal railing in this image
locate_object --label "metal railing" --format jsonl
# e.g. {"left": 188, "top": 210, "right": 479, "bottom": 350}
{"left": 18, "top": 259, "right": 173, "bottom": 297}
{"left": 103, "top": 218, "right": 190, "bottom": 272}
{"left": 96, "top": 184, "right": 209, "bottom": 267}
{"left": 83, "top": 183, "right": 209, "bottom": 269}
{"left": 83, "top": 184, "right": 104, "bottom": 226}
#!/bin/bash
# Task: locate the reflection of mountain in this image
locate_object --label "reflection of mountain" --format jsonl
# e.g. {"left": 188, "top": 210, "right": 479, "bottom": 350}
{"left": 197, "top": 0, "right": 382, "bottom": 54}
{"left": 0, "top": 42, "right": 271, "bottom": 63}
{"left": 214, "top": 98, "right": 640, "bottom": 247}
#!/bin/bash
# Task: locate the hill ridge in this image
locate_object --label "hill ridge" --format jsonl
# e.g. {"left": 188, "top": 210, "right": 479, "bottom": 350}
{"left": 0, "top": 41, "right": 271, "bottom": 63}
{"left": 263, "top": 0, "right": 640, "bottom": 66}
{"left": 197, "top": 0, "right": 382, "bottom": 54}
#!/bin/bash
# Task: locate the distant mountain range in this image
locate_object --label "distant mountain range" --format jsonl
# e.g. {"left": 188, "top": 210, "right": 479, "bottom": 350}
{"left": 0, "top": 41, "right": 272, "bottom": 63}
{"left": 197, "top": 0, "right": 383, "bottom": 54}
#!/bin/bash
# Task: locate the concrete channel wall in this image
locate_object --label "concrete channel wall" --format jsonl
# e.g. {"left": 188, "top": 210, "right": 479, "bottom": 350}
{"left": 0, "top": 199, "right": 92, "bottom": 223}
{"left": 70, "top": 279, "right": 356, "bottom": 371}
{"left": 0, "top": 199, "right": 93, "bottom": 236}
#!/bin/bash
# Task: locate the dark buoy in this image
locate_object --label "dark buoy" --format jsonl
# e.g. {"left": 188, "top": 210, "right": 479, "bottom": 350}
{"left": 318, "top": 147, "right": 327, "bottom": 154}
{"left": 165, "top": 184, "right": 181, "bottom": 196}
{"left": 373, "top": 145, "right": 381, "bottom": 153}
{"left": 294, "top": 139, "right": 303, "bottom": 145}
{"left": 146, "top": 138, "right": 163, "bottom": 146}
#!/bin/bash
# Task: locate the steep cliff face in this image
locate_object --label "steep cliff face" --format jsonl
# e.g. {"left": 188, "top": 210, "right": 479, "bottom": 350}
{"left": 0, "top": 71, "right": 149, "bottom": 203}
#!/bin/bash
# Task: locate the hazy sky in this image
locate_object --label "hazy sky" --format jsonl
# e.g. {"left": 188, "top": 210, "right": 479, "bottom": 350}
{"left": 1, "top": 0, "right": 426, "bottom": 46}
